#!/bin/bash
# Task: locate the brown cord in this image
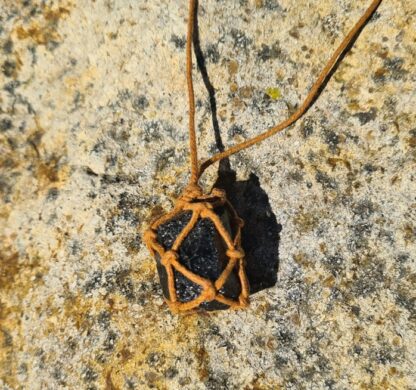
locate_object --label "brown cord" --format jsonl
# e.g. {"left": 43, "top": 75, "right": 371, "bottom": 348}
{"left": 184, "top": 0, "right": 383, "bottom": 180}
{"left": 145, "top": 0, "right": 383, "bottom": 313}
{"left": 187, "top": 0, "right": 199, "bottom": 185}
{"left": 144, "top": 187, "right": 249, "bottom": 313}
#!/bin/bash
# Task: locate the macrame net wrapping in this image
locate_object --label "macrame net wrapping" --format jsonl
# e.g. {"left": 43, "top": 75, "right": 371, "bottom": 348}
{"left": 144, "top": 185, "right": 249, "bottom": 313}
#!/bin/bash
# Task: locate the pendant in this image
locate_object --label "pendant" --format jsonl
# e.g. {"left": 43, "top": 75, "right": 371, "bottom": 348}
{"left": 144, "top": 184, "right": 249, "bottom": 313}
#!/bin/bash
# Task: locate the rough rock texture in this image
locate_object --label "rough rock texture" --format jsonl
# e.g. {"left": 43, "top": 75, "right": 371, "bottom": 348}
{"left": 0, "top": 0, "right": 415, "bottom": 389}
{"left": 155, "top": 208, "right": 242, "bottom": 311}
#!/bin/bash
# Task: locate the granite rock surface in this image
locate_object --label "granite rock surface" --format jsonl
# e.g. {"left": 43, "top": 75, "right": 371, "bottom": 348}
{"left": 0, "top": 0, "right": 415, "bottom": 389}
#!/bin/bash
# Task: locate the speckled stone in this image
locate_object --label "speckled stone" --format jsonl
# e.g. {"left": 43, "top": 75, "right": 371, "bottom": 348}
{"left": 155, "top": 208, "right": 241, "bottom": 311}
{"left": 0, "top": 0, "right": 415, "bottom": 389}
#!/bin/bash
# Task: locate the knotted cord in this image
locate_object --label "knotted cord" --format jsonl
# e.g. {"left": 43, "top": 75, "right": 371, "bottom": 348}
{"left": 145, "top": 0, "right": 383, "bottom": 313}
{"left": 144, "top": 188, "right": 249, "bottom": 313}
{"left": 184, "top": 0, "right": 383, "bottom": 182}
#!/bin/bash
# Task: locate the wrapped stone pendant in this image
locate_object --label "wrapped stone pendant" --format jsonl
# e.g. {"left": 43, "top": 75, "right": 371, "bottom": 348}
{"left": 144, "top": 185, "right": 249, "bottom": 313}
{"left": 142, "top": 0, "right": 382, "bottom": 314}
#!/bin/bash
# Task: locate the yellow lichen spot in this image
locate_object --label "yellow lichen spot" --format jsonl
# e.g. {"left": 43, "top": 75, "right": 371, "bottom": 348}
{"left": 265, "top": 87, "right": 281, "bottom": 100}
{"left": 228, "top": 60, "right": 239, "bottom": 76}
{"left": 293, "top": 211, "right": 318, "bottom": 233}
{"left": 240, "top": 85, "right": 253, "bottom": 99}
{"left": 14, "top": 4, "right": 71, "bottom": 45}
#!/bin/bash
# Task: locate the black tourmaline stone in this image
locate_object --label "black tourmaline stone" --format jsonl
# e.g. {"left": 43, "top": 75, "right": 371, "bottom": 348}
{"left": 156, "top": 206, "right": 241, "bottom": 311}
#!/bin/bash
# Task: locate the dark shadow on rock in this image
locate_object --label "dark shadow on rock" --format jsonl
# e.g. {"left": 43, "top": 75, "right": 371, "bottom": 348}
{"left": 192, "top": 1, "right": 281, "bottom": 294}
{"left": 213, "top": 168, "right": 282, "bottom": 294}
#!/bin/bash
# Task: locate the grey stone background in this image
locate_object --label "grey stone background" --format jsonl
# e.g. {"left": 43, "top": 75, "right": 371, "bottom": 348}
{"left": 0, "top": 0, "right": 415, "bottom": 389}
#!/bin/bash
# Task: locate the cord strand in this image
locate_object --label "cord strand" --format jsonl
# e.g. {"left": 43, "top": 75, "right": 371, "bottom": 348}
{"left": 187, "top": 0, "right": 198, "bottom": 184}
{"left": 185, "top": 0, "right": 382, "bottom": 182}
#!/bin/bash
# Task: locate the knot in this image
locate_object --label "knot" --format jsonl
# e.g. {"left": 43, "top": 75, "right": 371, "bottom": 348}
{"left": 167, "top": 300, "right": 180, "bottom": 314}
{"left": 210, "top": 187, "right": 226, "bottom": 200}
{"left": 143, "top": 228, "right": 157, "bottom": 242}
{"left": 199, "top": 209, "right": 210, "bottom": 219}
{"left": 180, "top": 183, "right": 203, "bottom": 202}
{"left": 204, "top": 284, "right": 217, "bottom": 302}
{"left": 183, "top": 201, "right": 212, "bottom": 214}
{"left": 226, "top": 248, "right": 245, "bottom": 259}
{"left": 239, "top": 296, "right": 249, "bottom": 307}
{"left": 161, "top": 250, "right": 178, "bottom": 267}
{"left": 143, "top": 229, "right": 157, "bottom": 247}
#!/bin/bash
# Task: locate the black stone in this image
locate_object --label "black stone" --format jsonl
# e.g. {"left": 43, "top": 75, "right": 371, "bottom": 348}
{"left": 155, "top": 206, "right": 241, "bottom": 311}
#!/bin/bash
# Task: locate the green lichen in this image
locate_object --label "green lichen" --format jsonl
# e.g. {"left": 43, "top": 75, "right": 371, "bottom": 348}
{"left": 265, "top": 87, "right": 281, "bottom": 100}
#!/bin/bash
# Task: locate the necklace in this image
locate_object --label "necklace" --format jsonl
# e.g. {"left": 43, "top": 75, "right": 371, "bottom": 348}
{"left": 144, "top": 0, "right": 383, "bottom": 314}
